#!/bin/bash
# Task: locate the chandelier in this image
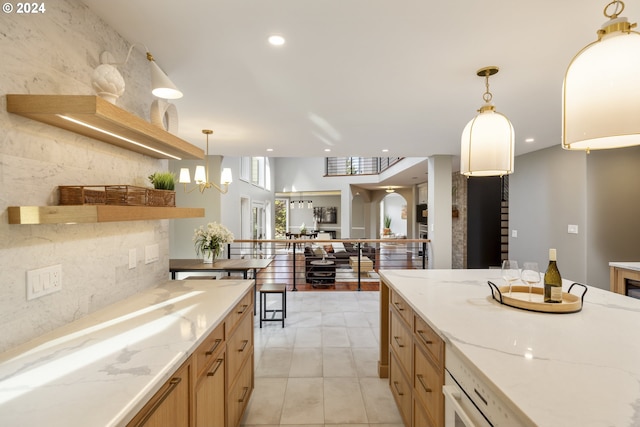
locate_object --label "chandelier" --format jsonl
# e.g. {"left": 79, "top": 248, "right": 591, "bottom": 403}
{"left": 178, "top": 129, "right": 232, "bottom": 194}
{"left": 562, "top": 0, "right": 640, "bottom": 152}
{"left": 460, "top": 66, "right": 514, "bottom": 177}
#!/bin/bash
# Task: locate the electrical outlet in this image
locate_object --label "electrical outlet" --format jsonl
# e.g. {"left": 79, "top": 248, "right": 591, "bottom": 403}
{"left": 145, "top": 244, "right": 159, "bottom": 264}
{"left": 27, "top": 264, "right": 62, "bottom": 300}
{"left": 568, "top": 224, "right": 579, "bottom": 234}
{"left": 512, "top": 229, "right": 518, "bottom": 238}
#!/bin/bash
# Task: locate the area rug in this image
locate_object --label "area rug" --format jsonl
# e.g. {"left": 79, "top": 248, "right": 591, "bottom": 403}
{"left": 335, "top": 267, "right": 379, "bottom": 283}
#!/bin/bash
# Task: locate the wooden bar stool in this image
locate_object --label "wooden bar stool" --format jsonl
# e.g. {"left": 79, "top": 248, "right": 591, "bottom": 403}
{"left": 259, "top": 283, "right": 286, "bottom": 328}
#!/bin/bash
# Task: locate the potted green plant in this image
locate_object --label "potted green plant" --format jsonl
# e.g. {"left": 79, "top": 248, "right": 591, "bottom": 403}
{"left": 148, "top": 172, "right": 175, "bottom": 190}
{"left": 383, "top": 215, "right": 392, "bottom": 235}
{"left": 147, "top": 172, "right": 176, "bottom": 207}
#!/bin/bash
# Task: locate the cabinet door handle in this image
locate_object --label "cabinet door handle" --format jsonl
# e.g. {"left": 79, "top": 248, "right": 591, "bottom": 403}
{"left": 238, "top": 386, "right": 249, "bottom": 403}
{"left": 205, "top": 339, "right": 222, "bottom": 356}
{"left": 393, "top": 301, "right": 404, "bottom": 311}
{"left": 417, "top": 330, "right": 433, "bottom": 345}
{"left": 238, "top": 339, "right": 248, "bottom": 352}
{"left": 393, "top": 380, "right": 404, "bottom": 396}
{"left": 393, "top": 336, "right": 404, "bottom": 348}
{"left": 207, "top": 358, "right": 224, "bottom": 377}
{"left": 417, "top": 374, "right": 432, "bottom": 393}
{"left": 135, "top": 377, "right": 181, "bottom": 427}
{"left": 237, "top": 304, "right": 248, "bottom": 314}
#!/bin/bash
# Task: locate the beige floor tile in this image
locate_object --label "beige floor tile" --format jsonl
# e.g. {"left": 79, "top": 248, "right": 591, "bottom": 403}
{"left": 323, "top": 377, "right": 368, "bottom": 424}
{"left": 359, "top": 377, "right": 403, "bottom": 424}
{"left": 241, "top": 378, "right": 287, "bottom": 425}
{"left": 289, "top": 347, "right": 323, "bottom": 377}
{"left": 280, "top": 377, "right": 324, "bottom": 424}
{"left": 264, "top": 327, "right": 297, "bottom": 348}
{"left": 323, "top": 347, "right": 357, "bottom": 377}
{"left": 322, "top": 326, "right": 351, "bottom": 347}
{"left": 322, "top": 311, "right": 346, "bottom": 326}
{"left": 292, "top": 311, "right": 323, "bottom": 327}
{"left": 255, "top": 347, "right": 293, "bottom": 377}
{"left": 352, "top": 347, "right": 380, "bottom": 378}
{"left": 294, "top": 326, "right": 322, "bottom": 348}
{"left": 347, "top": 327, "right": 377, "bottom": 348}
{"left": 343, "top": 311, "right": 370, "bottom": 327}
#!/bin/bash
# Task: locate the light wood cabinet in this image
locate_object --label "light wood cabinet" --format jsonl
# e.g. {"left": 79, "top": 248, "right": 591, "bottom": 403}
{"left": 128, "top": 287, "right": 254, "bottom": 427}
{"left": 127, "top": 360, "right": 191, "bottom": 427}
{"left": 381, "top": 280, "right": 445, "bottom": 427}
{"left": 195, "top": 322, "right": 226, "bottom": 427}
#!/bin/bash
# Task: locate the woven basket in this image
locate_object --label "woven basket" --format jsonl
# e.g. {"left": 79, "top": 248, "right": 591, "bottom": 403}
{"left": 59, "top": 186, "right": 106, "bottom": 205}
{"left": 146, "top": 189, "right": 176, "bottom": 207}
{"left": 105, "top": 185, "right": 147, "bottom": 206}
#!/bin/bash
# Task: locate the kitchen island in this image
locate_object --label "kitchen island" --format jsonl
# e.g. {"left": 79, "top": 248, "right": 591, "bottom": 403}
{"left": 0, "top": 278, "right": 254, "bottom": 427}
{"left": 379, "top": 269, "right": 640, "bottom": 427}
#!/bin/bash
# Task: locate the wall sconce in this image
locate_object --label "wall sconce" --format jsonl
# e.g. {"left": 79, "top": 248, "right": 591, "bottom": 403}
{"left": 91, "top": 44, "right": 183, "bottom": 105}
{"left": 563, "top": 0, "right": 640, "bottom": 152}
{"left": 460, "top": 66, "right": 514, "bottom": 177}
{"left": 179, "top": 130, "right": 232, "bottom": 194}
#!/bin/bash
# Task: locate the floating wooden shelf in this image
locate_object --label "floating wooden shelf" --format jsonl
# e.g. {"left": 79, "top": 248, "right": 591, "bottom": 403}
{"left": 6, "top": 95, "right": 204, "bottom": 160}
{"left": 7, "top": 205, "right": 204, "bottom": 225}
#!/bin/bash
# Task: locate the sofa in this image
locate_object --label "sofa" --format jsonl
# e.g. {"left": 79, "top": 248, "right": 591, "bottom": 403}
{"left": 304, "top": 241, "right": 376, "bottom": 283}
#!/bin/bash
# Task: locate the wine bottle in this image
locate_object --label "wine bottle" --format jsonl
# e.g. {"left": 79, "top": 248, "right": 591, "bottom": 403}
{"left": 544, "top": 248, "right": 563, "bottom": 303}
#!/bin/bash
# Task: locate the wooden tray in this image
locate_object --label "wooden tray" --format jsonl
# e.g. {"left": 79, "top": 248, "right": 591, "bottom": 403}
{"left": 487, "top": 281, "right": 588, "bottom": 314}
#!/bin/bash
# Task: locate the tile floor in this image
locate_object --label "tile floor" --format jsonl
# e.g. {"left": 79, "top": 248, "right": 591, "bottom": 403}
{"left": 242, "top": 291, "right": 403, "bottom": 427}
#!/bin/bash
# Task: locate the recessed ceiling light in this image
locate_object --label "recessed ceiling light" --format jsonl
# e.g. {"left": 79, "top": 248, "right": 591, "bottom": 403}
{"left": 266, "top": 148, "right": 273, "bottom": 152}
{"left": 324, "top": 148, "right": 331, "bottom": 152}
{"left": 268, "top": 35, "right": 285, "bottom": 46}
{"left": 525, "top": 138, "right": 535, "bottom": 143}
{"left": 382, "top": 149, "right": 389, "bottom": 152}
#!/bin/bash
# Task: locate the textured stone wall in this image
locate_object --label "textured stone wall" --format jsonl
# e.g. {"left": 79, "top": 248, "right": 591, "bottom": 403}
{"left": 0, "top": 0, "right": 170, "bottom": 352}
{"left": 451, "top": 173, "right": 467, "bottom": 268}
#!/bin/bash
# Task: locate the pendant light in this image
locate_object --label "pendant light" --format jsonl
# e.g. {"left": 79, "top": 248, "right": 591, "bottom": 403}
{"left": 562, "top": 1, "right": 640, "bottom": 152}
{"left": 460, "top": 66, "right": 514, "bottom": 177}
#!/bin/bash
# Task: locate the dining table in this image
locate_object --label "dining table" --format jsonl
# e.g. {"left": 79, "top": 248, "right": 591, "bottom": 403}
{"left": 169, "top": 258, "right": 273, "bottom": 314}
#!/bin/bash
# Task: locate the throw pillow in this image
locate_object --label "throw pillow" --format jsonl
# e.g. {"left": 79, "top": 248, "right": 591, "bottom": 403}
{"left": 313, "top": 247, "right": 324, "bottom": 257}
{"left": 332, "top": 241, "right": 346, "bottom": 253}
{"left": 323, "top": 244, "right": 334, "bottom": 253}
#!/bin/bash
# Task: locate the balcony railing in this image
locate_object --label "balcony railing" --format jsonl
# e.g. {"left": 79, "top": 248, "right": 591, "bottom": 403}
{"left": 324, "top": 157, "right": 403, "bottom": 177}
{"left": 193, "top": 238, "right": 431, "bottom": 291}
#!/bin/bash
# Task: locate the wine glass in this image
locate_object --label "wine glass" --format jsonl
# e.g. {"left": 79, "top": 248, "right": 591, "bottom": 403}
{"left": 501, "top": 260, "right": 519, "bottom": 296}
{"left": 521, "top": 262, "right": 541, "bottom": 301}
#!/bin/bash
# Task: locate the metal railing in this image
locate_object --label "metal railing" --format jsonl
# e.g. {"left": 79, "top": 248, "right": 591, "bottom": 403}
{"left": 221, "top": 238, "right": 430, "bottom": 291}
{"left": 324, "top": 157, "right": 403, "bottom": 177}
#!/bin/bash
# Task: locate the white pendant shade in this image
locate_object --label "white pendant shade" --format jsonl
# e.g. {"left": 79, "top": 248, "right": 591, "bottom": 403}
{"left": 563, "top": 20, "right": 640, "bottom": 151}
{"left": 220, "top": 168, "right": 233, "bottom": 185}
{"left": 149, "top": 57, "right": 183, "bottom": 100}
{"left": 461, "top": 109, "right": 515, "bottom": 177}
{"left": 178, "top": 167, "right": 191, "bottom": 184}
{"left": 194, "top": 165, "right": 206, "bottom": 184}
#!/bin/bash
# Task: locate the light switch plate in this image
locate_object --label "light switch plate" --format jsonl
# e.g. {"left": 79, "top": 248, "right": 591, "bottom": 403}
{"left": 129, "top": 248, "right": 136, "bottom": 269}
{"left": 512, "top": 229, "right": 518, "bottom": 238}
{"left": 145, "top": 244, "right": 159, "bottom": 264}
{"left": 27, "top": 264, "right": 62, "bottom": 300}
{"left": 568, "top": 224, "right": 579, "bottom": 234}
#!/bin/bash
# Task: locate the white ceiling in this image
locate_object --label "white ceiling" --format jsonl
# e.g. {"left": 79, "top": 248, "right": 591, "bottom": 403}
{"left": 81, "top": 0, "right": 635, "bottom": 165}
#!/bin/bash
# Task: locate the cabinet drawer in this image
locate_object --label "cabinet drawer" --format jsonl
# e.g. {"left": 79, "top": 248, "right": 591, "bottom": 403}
{"left": 227, "top": 291, "right": 253, "bottom": 334}
{"left": 390, "top": 308, "right": 412, "bottom": 379}
{"left": 413, "top": 396, "right": 435, "bottom": 427}
{"left": 413, "top": 343, "right": 443, "bottom": 426}
{"left": 227, "top": 354, "right": 254, "bottom": 427}
{"left": 414, "top": 315, "right": 443, "bottom": 366}
{"left": 390, "top": 351, "right": 411, "bottom": 427}
{"left": 390, "top": 289, "right": 412, "bottom": 327}
{"left": 194, "top": 322, "right": 225, "bottom": 378}
{"left": 227, "top": 307, "right": 253, "bottom": 385}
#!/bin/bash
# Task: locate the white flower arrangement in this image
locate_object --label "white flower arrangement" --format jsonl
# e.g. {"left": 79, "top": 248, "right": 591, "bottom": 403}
{"left": 193, "top": 222, "right": 234, "bottom": 258}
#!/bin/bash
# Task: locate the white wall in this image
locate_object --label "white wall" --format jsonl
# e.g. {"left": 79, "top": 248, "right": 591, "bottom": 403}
{"left": 0, "top": 0, "right": 170, "bottom": 352}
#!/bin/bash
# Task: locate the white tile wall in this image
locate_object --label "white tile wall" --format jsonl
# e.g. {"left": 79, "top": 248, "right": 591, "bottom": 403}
{"left": 0, "top": 0, "right": 171, "bottom": 352}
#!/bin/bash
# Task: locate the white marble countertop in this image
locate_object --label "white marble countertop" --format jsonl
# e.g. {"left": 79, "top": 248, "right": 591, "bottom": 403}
{"left": 609, "top": 261, "right": 640, "bottom": 272}
{"left": 379, "top": 269, "right": 640, "bottom": 427}
{"left": 0, "top": 279, "right": 253, "bottom": 427}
